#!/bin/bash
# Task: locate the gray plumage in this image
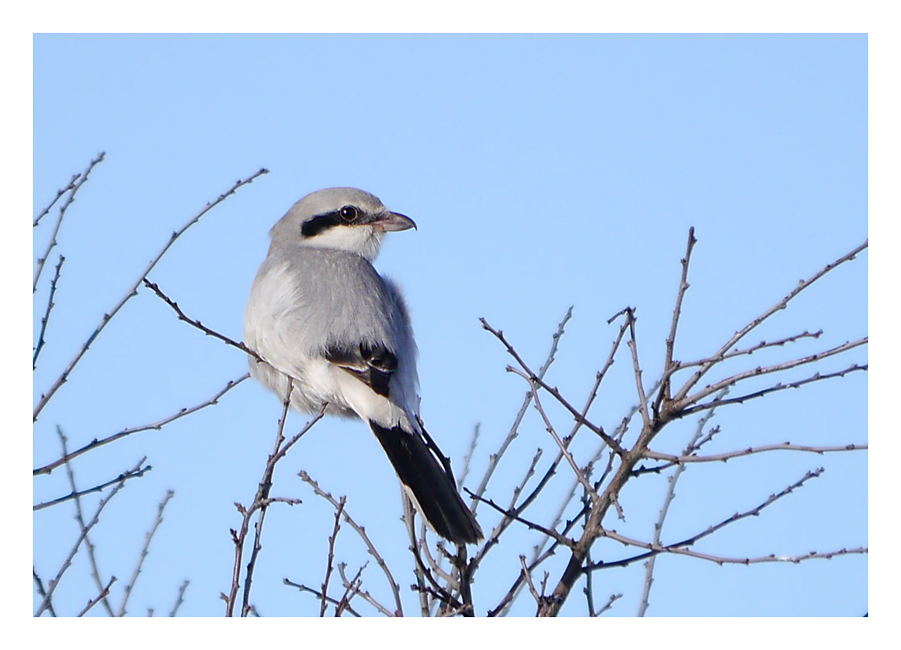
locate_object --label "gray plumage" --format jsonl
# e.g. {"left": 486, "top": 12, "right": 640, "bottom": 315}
{"left": 244, "top": 187, "right": 482, "bottom": 544}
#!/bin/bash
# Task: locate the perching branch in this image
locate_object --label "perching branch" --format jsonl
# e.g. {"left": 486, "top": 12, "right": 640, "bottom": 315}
{"left": 142, "top": 279, "right": 264, "bottom": 363}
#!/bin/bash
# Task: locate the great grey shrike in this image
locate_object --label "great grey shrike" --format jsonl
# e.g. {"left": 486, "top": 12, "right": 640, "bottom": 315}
{"left": 244, "top": 187, "right": 482, "bottom": 544}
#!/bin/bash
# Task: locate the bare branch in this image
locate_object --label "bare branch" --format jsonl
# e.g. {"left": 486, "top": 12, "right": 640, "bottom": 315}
{"left": 33, "top": 374, "right": 250, "bottom": 476}
{"left": 34, "top": 152, "right": 105, "bottom": 290}
{"left": 226, "top": 383, "right": 324, "bottom": 616}
{"left": 471, "top": 307, "right": 572, "bottom": 508}
{"left": 466, "top": 489, "right": 575, "bottom": 548}
{"left": 55, "top": 426, "right": 114, "bottom": 615}
{"left": 33, "top": 255, "right": 65, "bottom": 370}
{"left": 672, "top": 239, "right": 868, "bottom": 404}
{"left": 594, "top": 592, "right": 623, "bottom": 616}
{"left": 319, "top": 496, "right": 346, "bottom": 616}
{"left": 169, "top": 580, "right": 190, "bottom": 617}
{"left": 624, "top": 308, "right": 652, "bottom": 430}
{"left": 678, "top": 361, "right": 868, "bottom": 417}
{"left": 33, "top": 461, "right": 151, "bottom": 511}
{"left": 401, "top": 496, "right": 430, "bottom": 616}
{"left": 660, "top": 227, "right": 697, "bottom": 408}
{"left": 335, "top": 563, "right": 371, "bottom": 616}
{"left": 588, "top": 468, "right": 829, "bottom": 572}
{"left": 299, "top": 471, "right": 404, "bottom": 616}
{"left": 639, "top": 392, "right": 724, "bottom": 616}
{"left": 283, "top": 578, "right": 362, "bottom": 617}
{"left": 77, "top": 576, "right": 117, "bottom": 617}
{"left": 519, "top": 374, "right": 599, "bottom": 504}
{"left": 33, "top": 167, "right": 268, "bottom": 422}
{"left": 142, "top": 280, "right": 264, "bottom": 363}
{"left": 642, "top": 441, "right": 867, "bottom": 465}
{"left": 34, "top": 458, "right": 143, "bottom": 616}
{"left": 116, "top": 490, "right": 175, "bottom": 616}
{"left": 482, "top": 316, "right": 626, "bottom": 455}
{"left": 458, "top": 423, "right": 480, "bottom": 488}
{"left": 676, "top": 330, "right": 824, "bottom": 369}
{"left": 32, "top": 568, "right": 57, "bottom": 617}
{"left": 519, "top": 555, "right": 542, "bottom": 610}
{"left": 34, "top": 172, "right": 80, "bottom": 228}
{"left": 233, "top": 382, "right": 293, "bottom": 616}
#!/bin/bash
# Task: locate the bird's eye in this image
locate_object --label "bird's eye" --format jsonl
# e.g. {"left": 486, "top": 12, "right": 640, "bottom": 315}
{"left": 339, "top": 206, "right": 359, "bottom": 222}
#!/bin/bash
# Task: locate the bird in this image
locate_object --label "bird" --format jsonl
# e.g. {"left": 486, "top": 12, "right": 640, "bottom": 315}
{"left": 244, "top": 187, "right": 483, "bottom": 545}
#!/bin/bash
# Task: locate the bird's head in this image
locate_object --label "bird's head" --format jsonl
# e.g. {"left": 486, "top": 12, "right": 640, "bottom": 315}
{"left": 270, "top": 187, "right": 416, "bottom": 260}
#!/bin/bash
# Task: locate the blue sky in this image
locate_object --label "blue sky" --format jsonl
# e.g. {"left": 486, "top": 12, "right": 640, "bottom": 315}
{"left": 32, "top": 33, "right": 868, "bottom": 618}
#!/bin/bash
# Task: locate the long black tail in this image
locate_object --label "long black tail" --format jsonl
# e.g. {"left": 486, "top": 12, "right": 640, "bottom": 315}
{"left": 369, "top": 421, "right": 483, "bottom": 544}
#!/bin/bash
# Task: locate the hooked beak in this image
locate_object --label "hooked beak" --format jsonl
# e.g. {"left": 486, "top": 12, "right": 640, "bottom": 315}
{"left": 373, "top": 211, "right": 417, "bottom": 232}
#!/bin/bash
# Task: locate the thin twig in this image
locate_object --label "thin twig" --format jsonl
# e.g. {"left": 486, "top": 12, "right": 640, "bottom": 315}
{"left": 77, "top": 576, "right": 117, "bottom": 617}
{"left": 594, "top": 592, "right": 622, "bottom": 616}
{"left": 34, "top": 374, "right": 250, "bottom": 476}
{"left": 458, "top": 423, "right": 480, "bottom": 489}
{"left": 676, "top": 330, "right": 824, "bottom": 369}
{"left": 33, "top": 167, "right": 268, "bottom": 422}
{"left": 33, "top": 461, "right": 151, "bottom": 511}
{"left": 642, "top": 441, "right": 867, "bottom": 466}
{"left": 588, "top": 468, "right": 829, "bottom": 571}
{"left": 402, "top": 495, "right": 430, "bottom": 616}
{"left": 56, "top": 426, "right": 114, "bottom": 615}
{"left": 487, "top": 511, "right": 585, "bottom": 616}
{"left": 672, "top": 240, "right": 868, "bottom": 404}
{"left": 34, "top": 152, "right": 105, "bottom": 291}
{"left": 335, "top": 563, "right": 368, "bottom": 616}
{"left": 482, "top": 317, "right": 625, "bottom": 455}
{"left": 34, "top": 458, "right": 143, "bottom": 616}
{"left": 639, "top": 391, "right": 724, "bottom": 616}
{"left": 520, "top": 555, "right": 542, "bottom": 610}
{"left": 511, "top": 369, "right": 599, "bottom": 503}
{"left": 34, "top": 172, "right": 80, "bottom": 228}
{"left": 471, "top": 308, "right": 573, "bottom": 509}
{"left": 466, "top": 490, "right": 574, "bottom": 548}
{"left": 33, "top": 255, "right": 65, "bottom": 370}
{"left": 142, "top": 280, "right": 264, "bottom": 363}
{"left": 299, "top": 471, "right": 404, "bottom": 617}
{"left": 283, "top": 579, "right": 362, "bottom": 617}
{"left": 229, "top": 381, "right": 302, "bottom": 617}
{"left": 678, "top": 361, "right": 868, "bottom": 417}
{"left": 319, "top": 496, "right": 346, "bottom": 616}
{"left": 116, "top": 490, "right": 175, "bottom": 616}
{"left": 169, "top": 580, "right": 190, "bottom": 617}
{"left": 32, "top": 568, "right": 57, "bottom": 617}
{"left": 658, "top": 227, "right": 697, "bottom": 411}
{"left": 624, "top": 308, "right": 652, "bottom": 430}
